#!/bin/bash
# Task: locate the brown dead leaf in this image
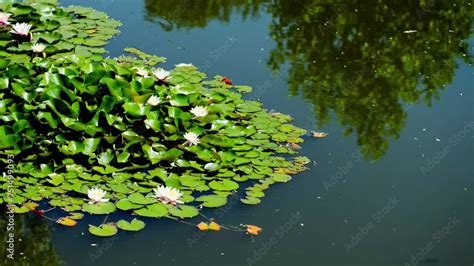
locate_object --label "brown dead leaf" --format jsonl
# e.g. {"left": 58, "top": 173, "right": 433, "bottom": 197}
{"left": 311, "top": 131, "right": 328, "bottom": 138}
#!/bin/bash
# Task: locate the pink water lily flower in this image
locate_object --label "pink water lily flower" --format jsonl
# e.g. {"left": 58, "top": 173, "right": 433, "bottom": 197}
{"left": 0, "top": 12, "right": 12, "bottom": 25}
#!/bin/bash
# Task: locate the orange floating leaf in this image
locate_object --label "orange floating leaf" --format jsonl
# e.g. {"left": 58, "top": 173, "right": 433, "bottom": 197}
{"left": 246, "top": 225, "right": 262, "bottom": 235}
{"left": 197, "top": 222, "right": 209, "bottom": 231}
{"left": 56, "top": 217, "right": 77, "bottom": 227}
{"left": 208, "top": 222, "right": 221, "bottom": 231}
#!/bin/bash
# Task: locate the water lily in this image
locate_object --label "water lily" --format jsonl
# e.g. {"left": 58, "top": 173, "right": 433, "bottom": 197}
{"left": 190, "top": 106, "right": 209, "bottom": 118}
{"left": 87, "top": 188, "right": 109, "bottom": 204}
{"left": 175, "top": 63, "right": 194, "bottom": 67}
{"left": 10, "top": 22, "right": 32, "bottom": 36}
{"left": 153, "top": 68, "right": 170, "bottom": 81}
{"left": 135, "top": 67, "right": 149, "bottom": 77}
{"left": 183, "top": 132, "right": 200, "bottom": 146}
{"left": 0, "top": 12, "right": 12, "bottom": 25}
{"left": 146, "top": 95, "right": 161, "bottom": 106}
{"left": 153, "top": 185, "right": 183, "bottom": 205}
{"left": 31, "top": 43, "right": 46, "bottom": 53}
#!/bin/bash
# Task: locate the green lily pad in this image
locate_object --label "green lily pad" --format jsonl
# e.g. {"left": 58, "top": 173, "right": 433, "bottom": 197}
{"left": 89, "top": 223, "right": 118, "bottom": 237}
{"left": 208, "top": 180, "right": 239, "bottom": 191}
{"left": 168, "top": 205, "right": 199, "bottom": 218}
{"left": 128, "top": 193, "right": 156, "bottom": 205}
{"left": 240, "top": 197, "right": 261, "bottom": 205}
{"left": 195, "top": 194, "right": 227, "bottom": 208}
{"left": 82, "top": 202, "right": 116, "bottom": 215}
{"left": 116, "top": 199, "right": 141, "bottom": 210}
{"left": 117, "top": 218, "right": 145, "bottom": 231}
{"left": 134, "top": 203, "right": 168, "bottom": 218}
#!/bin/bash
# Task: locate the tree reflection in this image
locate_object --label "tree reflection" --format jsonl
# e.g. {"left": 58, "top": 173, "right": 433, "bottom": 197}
{"left": 267, "top": 0, "right": 473, "bottom": 159}
{"left": 0, "top": 214, "right": 63, "bottom": 265}
{"left": 143, "top": 0, "right": 473, "bottom": 159}
{"left": 144, "top": 0, "right": 266, "bottom": 30}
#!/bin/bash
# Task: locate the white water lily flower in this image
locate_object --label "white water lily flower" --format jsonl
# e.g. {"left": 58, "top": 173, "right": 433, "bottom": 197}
{"left": 146, "top": 95, "right": 161, "bottom": 106}
{"left": 190, "top": 106, "right": 209, "bottom": 118}
{"left": 136, "top": 67, "right": 149, "bottom": 77}
{"left": 87, "top": 188, "right": 109, "bottom": 204}
{"left": 153, "top": 68, "right": 170, "bottom": 81}
{"left": 153, "top": 185, "right": 183, "bottom": 205}
{"left": 183, "top": 132, "right": 200, "bottom": 146}
{"left": 175, "top": 63, "right": 194, "bottom": 68}
{"left": 31, "top": 43, "right": 46, "bottom": 53}
{"left": 10, "top": 22, "right": 32, "bottom": 36}
{"left": 0, "top": 12, "right": 12, "bottom": 25}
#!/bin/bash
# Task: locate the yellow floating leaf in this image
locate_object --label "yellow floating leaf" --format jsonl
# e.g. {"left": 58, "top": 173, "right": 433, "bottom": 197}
{"left": 197, "top": 222, "right": 208, "bottom": 231}
{"left": 246, "top": 225, "right": 262, "bottom": 235}
{"left": 87, "top": 29, "right": 97, "bottom": 34}
{"left": 208, "top": 222, "right": 221, "bottom": 231}
{"left": 56, "top": 217, "right": 77, "bottom": 227}
{"left": 24, "top": 202, "right": 39, "bottom": 211}
{"left": 274, "top": 168, "right": 298, "bottom": 174}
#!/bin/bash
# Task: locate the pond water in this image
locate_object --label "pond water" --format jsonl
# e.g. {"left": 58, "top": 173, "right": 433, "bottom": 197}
{"left": 6, "top": 0, "right": 473, "bottom": 265}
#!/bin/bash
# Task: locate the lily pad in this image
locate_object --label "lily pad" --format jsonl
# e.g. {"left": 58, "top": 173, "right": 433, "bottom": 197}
{"left": 117, "top": 218, "right": 145, "bottom": 231}
{"left": 134, "top": 203, "right": 168, "bottom": 218}
{"left": 89, "top": 223, "right": 118, "bottom": 237}
{"left": 168, "top": 205, "right": 199, "bottom": 218}
{"left": 82, "top": 202, "right": 116, "bottom": 215}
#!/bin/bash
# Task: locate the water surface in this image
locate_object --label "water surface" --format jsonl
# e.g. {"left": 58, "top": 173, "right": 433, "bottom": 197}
{"left": 8, "top": 0, "right": 474, "bottom": 265}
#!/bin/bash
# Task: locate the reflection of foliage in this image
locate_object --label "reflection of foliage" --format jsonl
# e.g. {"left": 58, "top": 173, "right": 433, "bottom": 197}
{"left": 144, "top": 0, "right": 266, "bottom": 30}
{"left": 267, "top": 0, "right": 473, "bottom": 159}
{"left": 0, "top": 214, "right": 62, "bottom": 265}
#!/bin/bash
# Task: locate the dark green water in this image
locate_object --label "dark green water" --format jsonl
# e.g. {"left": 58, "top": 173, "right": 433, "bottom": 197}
{"left": 7, "top": 0, "right": 474, "bottom": 265}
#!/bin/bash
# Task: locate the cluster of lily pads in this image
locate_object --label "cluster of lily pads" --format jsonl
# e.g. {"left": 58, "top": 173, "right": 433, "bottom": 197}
{"left": 0, "top": 1, "right": 310, "bottom": 237}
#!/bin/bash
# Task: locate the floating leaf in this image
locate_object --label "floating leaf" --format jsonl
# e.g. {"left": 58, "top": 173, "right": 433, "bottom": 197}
{"left": 56, "top": 217, "right": 77, "bottom": 227}
{"left": 89, "top": 223, "right": 118, "bottom": 237}
{"left": 197, "top": 222, "right": 208, "bottom": 231}
{"left": 169, "top": 205, "right": 199, "bottom": 218}
{"left": 117, "top": 219, "right": 145, "bottom": 231}
{"left": 134, "top": 203, "right": 168, "bottom": 218}
{"left": 246, "top": 225, "right": 262, "bottom": 235}
{"left": 82, "top": 202, "right": 116, "bottom": 215}
{"left": 208, "top": 221, "right": 221, "bottom": 231}
{"left": 208, "top": 180, "right": 239, "bottom": 191}
{"left": 68, "top": 212, "right": 85, "bottom": 220}
{"left": 311, "top": 131, "right": 328, "bottom": 138}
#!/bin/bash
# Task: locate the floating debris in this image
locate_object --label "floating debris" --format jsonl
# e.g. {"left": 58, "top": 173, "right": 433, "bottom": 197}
{"left": 311, "top": 131, "right": 329, "bottom": 138}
